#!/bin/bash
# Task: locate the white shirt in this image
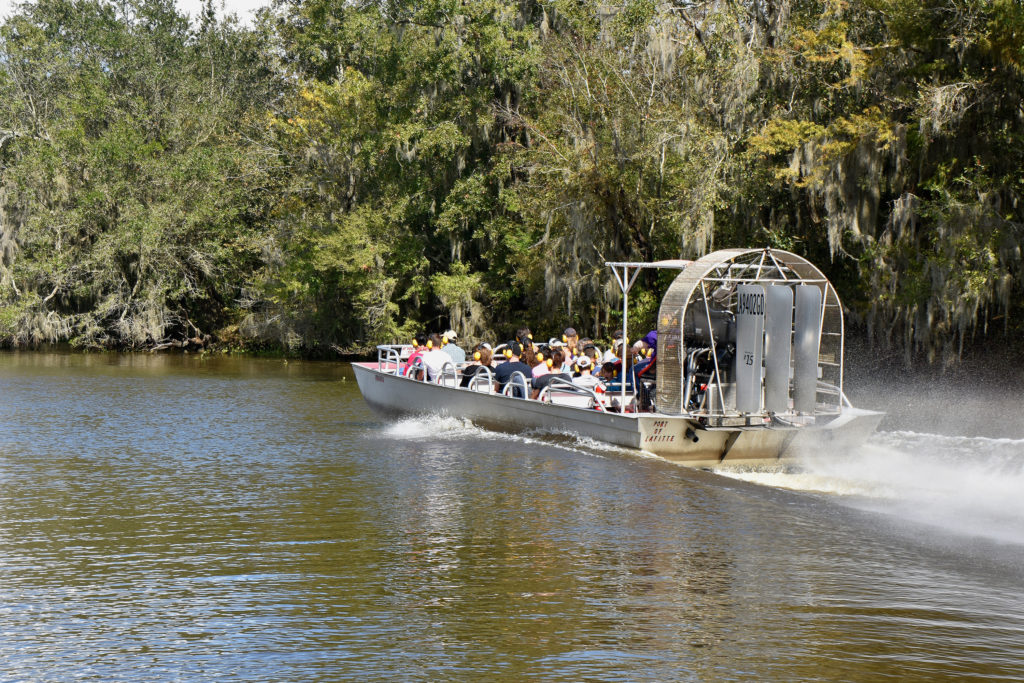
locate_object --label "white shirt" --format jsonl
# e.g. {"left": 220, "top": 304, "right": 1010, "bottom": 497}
{"left": 421, "top": 348, "right": 454, "bottom": 381}
{"left": 573, "top": 373, "right": 605, "bottom": 392}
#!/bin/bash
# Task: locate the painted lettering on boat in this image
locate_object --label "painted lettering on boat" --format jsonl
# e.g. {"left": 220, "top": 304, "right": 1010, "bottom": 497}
{"left": 738, "top": 291, "right": 765, "bottom": 316}
{"left": 644, "top": 420, "right": 677, "bottom": 443}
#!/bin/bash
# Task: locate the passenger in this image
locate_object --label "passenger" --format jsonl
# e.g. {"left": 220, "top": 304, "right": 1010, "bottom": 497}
{"left": 631, "top": 330, "right": 657, "bottom": 411}
{"left": 562, "top": 327, "right": 580, "bottom": 358}
{"left": 572, "top": 355, "right": 605, "bottom": 393}
{"left": 632, "top": 330, "right": 657, "bottom": 381}
{"left": 557, "top": 347, "right": 575, "bottom": 373}
{"left": 493, "top": 341, "right": 532, "bottom": 396}
{"left": 515, "top": 326, "right": 534, "bottom": 350}
{"left": 459, "top": 346, "right": 494, "bottom": 389}
{"left": 597, "top": 361, "right": 619, "bottom": 383}
{"left": 578, "top": 337, "right": 598, "bottom": 360}
{"left": 531, "top": 349, "right": 571, "bottom": 399}
{"left": 420, "top": 332, "right": 454, "bottom": 382}
{"left": 631, "top": 339, "right": 646, "bottom": 362}
{"left": 442, "top": 329, "right": 466, "bottom": 364}
{"left": 401, "top": 333, "right": 428, "bottom": 378}
{"left": 528, "top": 348, "right": 550, "bottom": 380}
{"left": 642, "top": 329, "right": 657, "bottom": 353}
{"left": 601, "top": 356, "right": 634, "bottom": 390}
{"left": 580, "top": 342, "right": 600, "bottom": 370}
{"left": 603, "top": 331, "right": 624, "bottom": 363}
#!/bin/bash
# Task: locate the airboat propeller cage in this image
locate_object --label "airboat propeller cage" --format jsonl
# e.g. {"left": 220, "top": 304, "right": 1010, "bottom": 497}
{"left": 656, "top": 248, "right": 844, "bottom": 418}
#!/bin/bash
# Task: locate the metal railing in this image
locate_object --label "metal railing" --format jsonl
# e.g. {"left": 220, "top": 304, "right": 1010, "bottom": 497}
{"left": 538, "top": 377, "right": 606, "bottom": 411}
{"left": 370, "top": 348, "right": 641, "bottom": 413}
{"left": 376, "top": 344, "right": 406, "bottom": 373}
{"left": 437, "top": 362, "right": 459, "bottom": 387}
{"left": 502, "top": 371, "right": 530, "bottom": 399}
{"left": 468, "top": 366, "right": 495, "bottom": 393}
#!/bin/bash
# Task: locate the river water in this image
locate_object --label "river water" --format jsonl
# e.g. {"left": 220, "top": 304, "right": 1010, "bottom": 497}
{"left": 1, "top": 352, "right": 1023, "bottom": 681}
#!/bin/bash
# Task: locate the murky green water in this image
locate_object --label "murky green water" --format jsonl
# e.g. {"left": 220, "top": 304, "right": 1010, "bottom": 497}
{"left": 1, "top": 352, "right": 1023, "bottom": 681}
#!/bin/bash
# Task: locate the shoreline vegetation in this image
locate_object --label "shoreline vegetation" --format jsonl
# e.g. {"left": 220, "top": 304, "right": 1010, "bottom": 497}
{"left": 0, "top": 0, "right": 1020, "bottom": 365}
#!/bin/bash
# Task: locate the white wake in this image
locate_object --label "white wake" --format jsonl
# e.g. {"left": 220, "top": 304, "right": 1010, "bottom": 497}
{"left": 717, "top": 431, "right": 1024, "bottom": 544}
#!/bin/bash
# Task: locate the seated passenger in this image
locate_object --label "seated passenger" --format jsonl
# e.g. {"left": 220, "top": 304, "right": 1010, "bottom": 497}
{"left": 603, "top": 336, "right": 624, "bottom": 363}
{"left": 600, "top": 359, "right": 634, "bottom": 390}
{"left": 630, "top": 331, "right": 657, "bottom": 411}
{"left": 530, "top": 349, "right": 571, "bottom": 399}
{"left": 631, "top": 330, "right": 657, "bottom": 380}
{"left": 572, "top": 355, "right": 605, "bottom": 393}
{"left": 562, "top": 327, "right": 580, "bottom": 358}
{"left": 515, "top": 326, "right": 534, "bottom": 351}
{"left": 633, "top": 349, "right": 656, "bottom": 382}
{"left": 528, "top": 348, "right": 550, "bottom": 380}
{"left": 459, "top": 346, "right": 495, "bottom": 388}
{"left": 421, "top": 332, "right": 455, "bottom": 382}
{"left": 558, "top": 350, "right": 575, "bottom": 373}
{"left": 493, "top": 341, "right": 532, "bottom": 396}
{"left": 597, "top": 361, "right": 618, "bottom": 382}
{"left": 441, "top": 329, "right": 466, "bottom": 364}
{"left": 401, "top": 333, "right": 428, "bottom": 378}
{"left": 642, "top": 330, "right": 657, "bottom": 353}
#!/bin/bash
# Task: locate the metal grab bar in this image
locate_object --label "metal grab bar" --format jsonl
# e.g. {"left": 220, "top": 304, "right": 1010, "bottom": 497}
{"left": 538, "top": 377, "right": 605, "bottom": 411}
{"left": 502, "top": 371, "right": 530, "bottom": 399}
{"left": 408, "top": 357, "right": 427, "bottom": 381}
{"left": 467, "top": 366, "right": 496, "bottom": 393}
{"left": 376, "top": 344, "right": 405, "bottom": 373}
{"left": 437, "top": 362, "right": 459, "bottom": 387}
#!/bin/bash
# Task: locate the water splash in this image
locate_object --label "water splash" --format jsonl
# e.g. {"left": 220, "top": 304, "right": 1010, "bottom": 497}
{"left": 383, "top": 415, "right": 483, "bottom": 440}
{"left": 718, "top": 431, "right": 1024, "bottom": 544}
{"left": 380, "top": 416, "right": 633, "bottom": 459}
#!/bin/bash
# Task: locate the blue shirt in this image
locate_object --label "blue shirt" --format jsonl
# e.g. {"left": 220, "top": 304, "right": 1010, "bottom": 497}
{"left": 493, "top": 361, "right": 531, "bottom": 397}
{"left": 443, "top": 344, "right": 466, "bottom": 364}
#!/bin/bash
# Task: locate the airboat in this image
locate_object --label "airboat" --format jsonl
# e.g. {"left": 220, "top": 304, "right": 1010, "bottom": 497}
{"left": 352, "top": 248, "right": 883, "bottom": 466}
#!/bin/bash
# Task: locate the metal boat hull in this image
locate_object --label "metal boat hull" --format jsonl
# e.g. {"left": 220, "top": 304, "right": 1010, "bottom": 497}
{"left": 352, "top": 363, "right": 884, "bottom": 466}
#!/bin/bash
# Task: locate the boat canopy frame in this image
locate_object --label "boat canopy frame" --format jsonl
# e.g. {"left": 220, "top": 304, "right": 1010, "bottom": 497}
{"left": 653, "top": 248, "right": 845, "bottom": 422}
{"left": 605, "top": 259, "right": 693, "bottom": 412}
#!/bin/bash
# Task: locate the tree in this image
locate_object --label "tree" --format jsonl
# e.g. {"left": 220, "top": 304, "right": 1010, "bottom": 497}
{"left": 0, "top": 0, "right": 280, "bottom": 348}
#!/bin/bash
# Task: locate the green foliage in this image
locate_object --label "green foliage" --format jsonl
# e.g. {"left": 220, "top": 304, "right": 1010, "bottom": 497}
{"left": 0, "top": 0, "right": 279, "bottom": 348}
{"left": 0, "top": 0, "right": 1020, "bottom": 360}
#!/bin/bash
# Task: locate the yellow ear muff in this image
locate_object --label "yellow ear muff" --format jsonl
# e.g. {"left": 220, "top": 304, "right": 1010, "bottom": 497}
{"left": 426, "top": 340, "right": 433, "bottom": 349}
{"left": 528, "top": 333, "right": 533, "bottom": 340}
{"left": 536, "top": 352, "right": 544, "bottom": 362}
{"left": 411, "top": 340, "right": 417, "bottom": 347}
{"left": 546, "top": 359, "right": 553, "bottom": 368}
{"left": 473, "top": 351, "right": 481, "bottom": 361}
{"left": 505, "top": 349, "right": 512, "bottom": 358}
{"left": 562, "top": 334, "right": 568, "bottom": 343}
